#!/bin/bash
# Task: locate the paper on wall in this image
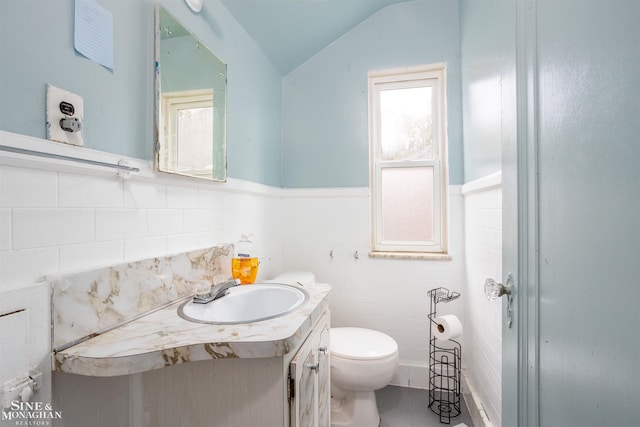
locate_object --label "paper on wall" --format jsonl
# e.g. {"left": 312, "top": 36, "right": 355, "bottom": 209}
{"left": 74, "top": 0, "right": 114, "bottom": 70}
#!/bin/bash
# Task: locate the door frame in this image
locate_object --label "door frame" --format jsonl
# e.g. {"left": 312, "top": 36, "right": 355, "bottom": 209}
{"left": 503, "top": 0, "right": 540, "bottom": 425}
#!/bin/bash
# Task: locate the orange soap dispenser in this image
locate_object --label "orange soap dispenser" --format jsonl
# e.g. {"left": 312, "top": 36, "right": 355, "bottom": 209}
{"left": 231, "top": 234, "right": 259, "bottom": 284}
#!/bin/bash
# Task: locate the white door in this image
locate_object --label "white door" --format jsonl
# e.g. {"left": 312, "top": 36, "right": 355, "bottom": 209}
{"left": 503, "top": 1, "right": 640, "bottom": 425}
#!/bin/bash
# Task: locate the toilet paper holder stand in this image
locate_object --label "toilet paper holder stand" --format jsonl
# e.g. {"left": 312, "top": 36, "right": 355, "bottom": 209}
{"left": 427, "top": 287, "right": 462, "bottom": 425}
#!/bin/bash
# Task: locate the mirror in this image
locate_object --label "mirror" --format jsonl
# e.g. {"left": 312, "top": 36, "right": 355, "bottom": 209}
{"left": 155, "top": 6, "right": 227, "bottom": 181}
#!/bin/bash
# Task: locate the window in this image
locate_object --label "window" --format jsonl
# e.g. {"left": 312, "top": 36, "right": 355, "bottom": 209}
{"left": 368, "top": 64, "right": 448, "bottom": 256}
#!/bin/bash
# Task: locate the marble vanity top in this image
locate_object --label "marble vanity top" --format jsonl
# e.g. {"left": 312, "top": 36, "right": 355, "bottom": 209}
{"left": 53, "top": 282, "right": 331, "bottom": 377}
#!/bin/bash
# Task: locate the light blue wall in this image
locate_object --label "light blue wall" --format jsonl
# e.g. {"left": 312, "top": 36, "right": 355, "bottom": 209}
{"left": 0, "top": 0, "right": 283, "bottom": 187}
{"left": 160, "top": 37, "right": 226, "bottom": 94}
{"left": 460, "top": 0, "right": 515, "bottom": 184}
{"left": 281, "top": 0, "right": 463, "bottom": 188}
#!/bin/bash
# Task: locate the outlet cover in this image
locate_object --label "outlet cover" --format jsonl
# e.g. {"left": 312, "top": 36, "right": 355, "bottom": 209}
{"left": 46, "top": 84, "right": 84, "bottom": 146}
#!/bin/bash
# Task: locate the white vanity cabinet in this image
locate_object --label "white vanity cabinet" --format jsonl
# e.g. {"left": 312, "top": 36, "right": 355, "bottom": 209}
{"left": 51, "top": 251, "right": 332, "bottom": 426}
{"left": 290, "top": 313, "right": 330, "bottom": 427}
{"left": 137, "top": 311, "right": 330, "bottom": 427}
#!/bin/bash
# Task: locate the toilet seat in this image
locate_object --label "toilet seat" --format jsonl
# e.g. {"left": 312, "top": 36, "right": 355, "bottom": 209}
{"left": 331, "top": 327, "right": 398, "bottom": 361}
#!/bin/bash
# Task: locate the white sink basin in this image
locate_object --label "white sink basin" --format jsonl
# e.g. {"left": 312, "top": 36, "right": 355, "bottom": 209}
{"left": 178, "top": 283, "right": 309, "bottom": 324}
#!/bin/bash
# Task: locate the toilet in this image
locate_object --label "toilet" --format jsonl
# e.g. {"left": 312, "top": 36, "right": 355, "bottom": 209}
{"left": 330, "top": 327, "right": 399, "bottom": 427}
{"left": 271, "top": 272, "right": 399, "bottom": 427}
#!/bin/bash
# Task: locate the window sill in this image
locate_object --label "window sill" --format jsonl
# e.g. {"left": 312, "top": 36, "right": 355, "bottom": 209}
{"left": 368, "top": 251, "right": 452, "bottom": 261}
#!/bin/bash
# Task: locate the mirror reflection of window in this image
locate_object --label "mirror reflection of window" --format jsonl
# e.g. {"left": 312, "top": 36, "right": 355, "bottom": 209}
{"left": 161, "top": 90, "right": 214, "bottom": 178}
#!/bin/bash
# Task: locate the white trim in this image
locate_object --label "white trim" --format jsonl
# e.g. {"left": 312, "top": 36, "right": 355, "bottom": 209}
{"left": 461, "top": 172, "right": 502, "bottom": 196}
{"left": 462, "top": 373, "right": 494, "bottom": 427}
{"left": 520, "top": 0, "right": 541, "bottom": 420}
{"left": 368, "top": 64, "right": 449, "bottom": 254}
{"left": 281, "top": 187, "right": 369, "bottom": 199}
{"left": 368, "top": 62, "right": 447, "bottom": 80}
{"left": 0, "top": 130, "right": 152, "bottom": 178}
{"left": 502, "top": 0, "right": 540, "bottom": 425}
{"left": 222, "top": 177, "right": 283, "bottom": 197}
{"left": 369, "top": 251, "right": 452, "bottom": 261}
{"left": 0, "top": 130, "right": 284, "bottom": 197}
{"left": 0, "top": 131, "right": 459, "bottom": 203}
{"left": 284, "top": 185, "right": 459, "bottom": 199}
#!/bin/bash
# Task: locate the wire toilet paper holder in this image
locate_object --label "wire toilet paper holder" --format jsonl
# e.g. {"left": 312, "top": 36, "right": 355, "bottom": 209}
{"left": 427, "top": 287, "right": 462, "bottom": 424}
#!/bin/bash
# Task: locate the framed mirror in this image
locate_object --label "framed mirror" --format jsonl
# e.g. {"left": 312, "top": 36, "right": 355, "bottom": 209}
{"left": 154, "top": 6, "right": 227, "bottom": 181}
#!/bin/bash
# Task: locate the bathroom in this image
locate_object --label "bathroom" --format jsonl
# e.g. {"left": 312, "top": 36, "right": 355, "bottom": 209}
{"left": 1, "top": 0, "right": 638, "bottom": 426}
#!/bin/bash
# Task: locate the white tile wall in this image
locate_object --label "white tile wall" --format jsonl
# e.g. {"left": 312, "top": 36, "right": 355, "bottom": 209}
{"left": 0, "top": 208, "right": 11, "bottom": 251}
{"left": 124, "top": 236, "right": 170, "bottom": 261}
{"left": 94, "top": 209, "right": 147, "bottom": 241}
{"left": 0, "top": 248, "right": 59, "bottom": 289}
{"left": 281, "top": 187, "right": 466, "bottom": 389}
{"left": 462, "top": 174, "right": 503, "bottom": 426}
{"left": 0, "top": 166, "right": 58, "bottom": 207}
{"left": 58, "top": 173, "right": 124, "bottom": 208}
{"left": 0, "top": 163, "right": 283, "bottom": 292}
{"left": 59, "top": 241, "right": 124, "bottom": 273}
{"left": 123, "top": 181, "right": 167, "bottom": 209}
{"left": 147, "top": 209, "right": 182, "bottom": 236}
{"left": 166, "top": 185, "right": 199, "bottom": 208}
{"left": 12, "top": 208, "right": 95, "bottom": 249}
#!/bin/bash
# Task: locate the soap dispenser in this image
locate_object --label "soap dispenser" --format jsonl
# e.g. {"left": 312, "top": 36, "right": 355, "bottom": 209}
{"left": 232, "top": 234, "right": 259, "bottom": 284}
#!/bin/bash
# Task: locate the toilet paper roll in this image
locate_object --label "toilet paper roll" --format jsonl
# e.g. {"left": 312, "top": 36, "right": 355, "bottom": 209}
{"left": 433, "top": 314, "right": 463, "bottom": 341}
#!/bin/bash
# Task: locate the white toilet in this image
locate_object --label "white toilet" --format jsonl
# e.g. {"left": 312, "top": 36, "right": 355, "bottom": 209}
{"left": 330, "top": 327, "right": 399, "bottom": 427}
{"left": 271, "top": 272, "right": 399, "bottom": 427}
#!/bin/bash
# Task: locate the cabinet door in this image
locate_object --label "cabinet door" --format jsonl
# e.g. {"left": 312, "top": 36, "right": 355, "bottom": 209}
{"left": 290, "top": 313, "right": 330, "bottom": 427}
{"left": 290, "top": 336, "right": 318, "bottom": 427}
{"left": 317, "top": 325, "right": 330, "bottom": 427}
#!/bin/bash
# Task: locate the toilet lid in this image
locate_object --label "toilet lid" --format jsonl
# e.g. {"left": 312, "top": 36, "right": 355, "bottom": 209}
{"left": 330, "top": 327, "right": 398, "bottom": 361}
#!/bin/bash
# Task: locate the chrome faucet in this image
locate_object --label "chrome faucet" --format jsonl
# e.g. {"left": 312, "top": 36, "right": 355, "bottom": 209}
{"left": 193, "top": 278, "right": 240, "bottom": 304}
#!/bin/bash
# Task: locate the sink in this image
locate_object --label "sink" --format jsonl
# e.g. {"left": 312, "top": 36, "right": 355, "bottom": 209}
{"left": 178, "top": 283, "right": 309, "bottom": 324}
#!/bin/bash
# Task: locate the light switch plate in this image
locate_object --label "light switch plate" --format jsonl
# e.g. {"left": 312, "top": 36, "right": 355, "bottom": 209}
{"left": 46, "top": 84, "right": 84, "bottom": 146}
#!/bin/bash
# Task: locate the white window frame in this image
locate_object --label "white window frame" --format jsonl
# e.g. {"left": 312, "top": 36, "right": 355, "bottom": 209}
{"left": 160, "top": 89, "right": 214, "bottom": 175}
{"left": 368, "top": 64, "right": 449, "bottom": 256}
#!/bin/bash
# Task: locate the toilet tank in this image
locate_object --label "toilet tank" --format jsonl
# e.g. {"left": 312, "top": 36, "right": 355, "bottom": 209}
{"left": 271, "top": 271, "right": 316, "bottom": 286}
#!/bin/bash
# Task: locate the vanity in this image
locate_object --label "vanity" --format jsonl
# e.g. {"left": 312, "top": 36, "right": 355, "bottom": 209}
{"left": 50, "top": 246, "right": 331, "bottom": 427}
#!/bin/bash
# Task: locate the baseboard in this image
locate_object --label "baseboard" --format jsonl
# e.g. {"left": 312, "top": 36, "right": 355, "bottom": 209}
{"left": 389, "top": 362, "right": 429, "bottom": 389}
{"left": 461, "top": 371, "right": 493, "bottom": 427}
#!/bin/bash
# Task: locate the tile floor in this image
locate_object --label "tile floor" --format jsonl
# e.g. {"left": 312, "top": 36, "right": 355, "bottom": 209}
{"left": 377, "top": 385, "right": 475, "bottom": 427}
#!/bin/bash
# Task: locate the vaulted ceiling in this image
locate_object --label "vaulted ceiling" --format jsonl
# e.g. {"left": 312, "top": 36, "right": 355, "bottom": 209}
{"left": 221, "top": 0, "right": 414, "bottom": 75}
